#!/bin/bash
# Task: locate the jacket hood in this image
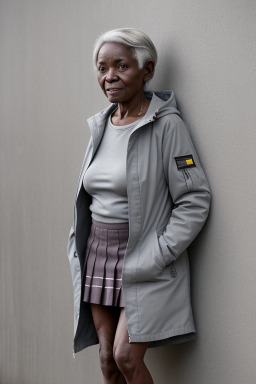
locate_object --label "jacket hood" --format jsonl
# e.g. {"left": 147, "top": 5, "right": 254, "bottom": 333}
{"left": 144, "top": 90, "right": 180, "bottom": 120}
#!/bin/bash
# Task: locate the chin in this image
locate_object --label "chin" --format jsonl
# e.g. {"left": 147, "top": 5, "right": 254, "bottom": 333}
{"left": 106, "top": 95, "right": 122, "bottom": 103}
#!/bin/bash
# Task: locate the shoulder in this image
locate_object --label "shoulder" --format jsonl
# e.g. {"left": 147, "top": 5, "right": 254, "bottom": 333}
{"left": 154, "top": 113, "right": 189, "bottom": 137}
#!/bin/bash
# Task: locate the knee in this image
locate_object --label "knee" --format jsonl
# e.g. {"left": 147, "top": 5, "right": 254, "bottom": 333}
{"left": 99, "top": 345, "right": 116, "bottom": 374}
{"left": 114, "top": 347, "right": 136, "bottom": 376}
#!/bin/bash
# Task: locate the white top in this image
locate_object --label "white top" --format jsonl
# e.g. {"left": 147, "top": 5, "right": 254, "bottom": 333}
{"left": 83, "top": 114, "right": 141, "bottom": 223}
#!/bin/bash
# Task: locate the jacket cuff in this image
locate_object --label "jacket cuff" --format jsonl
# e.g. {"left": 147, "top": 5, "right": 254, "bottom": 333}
{"left": 158, "top": 235, "right": 176, "bottom": 265}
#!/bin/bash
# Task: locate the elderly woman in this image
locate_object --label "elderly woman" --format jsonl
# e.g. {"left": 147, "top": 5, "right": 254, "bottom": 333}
{"left": 67, "top": 28, "right": 211, "bottom": 384}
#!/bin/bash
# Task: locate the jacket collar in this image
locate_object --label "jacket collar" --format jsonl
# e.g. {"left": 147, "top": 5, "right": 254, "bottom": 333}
{"left": 86, "top": 90, "right": 180, "bottom": 146}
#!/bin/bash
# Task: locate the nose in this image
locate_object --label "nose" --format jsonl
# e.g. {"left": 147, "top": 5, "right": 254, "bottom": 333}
{"left": 105, "top": 68, "right": 118, "bottom": 83}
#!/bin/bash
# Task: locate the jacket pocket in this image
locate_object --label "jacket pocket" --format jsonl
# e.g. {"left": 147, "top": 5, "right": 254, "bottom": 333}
{"left": 156, "top": 227, "right": 168, "bottom": 265}
{"left": 136, "top": 231, "right": 167, "bottom": 282}
{"left": 155, "top": 227, "right": 169, "bottom": 269}
{"left": 156, "top": 228, "right": 177, "bottom": 278}
{"left": 182, "top": 167, "right": 208, "bottom": 192}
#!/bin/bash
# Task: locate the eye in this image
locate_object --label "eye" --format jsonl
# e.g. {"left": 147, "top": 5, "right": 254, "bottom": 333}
{"left": 118, "top": 64, "right": 127, "bottom": 70}
{"left": 98, "top": 66, "right": 105, "bottom": 72}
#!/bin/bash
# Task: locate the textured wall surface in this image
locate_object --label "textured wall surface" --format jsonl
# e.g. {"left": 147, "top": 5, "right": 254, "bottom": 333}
{"left": 1, "top": 1, "right": 256, "bottom": 383}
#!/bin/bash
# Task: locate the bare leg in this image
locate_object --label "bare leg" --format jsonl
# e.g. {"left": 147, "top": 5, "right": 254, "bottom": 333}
{"left": 113, "top": 309, "right": 154, "bottom": 384}
{"left": 91, "top": 304, "right": 126, "bottom": 384}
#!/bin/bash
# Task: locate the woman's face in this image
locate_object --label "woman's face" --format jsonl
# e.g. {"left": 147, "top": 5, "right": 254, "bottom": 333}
{"left": 96, "top": 42, "right": 149, "bottom": 104}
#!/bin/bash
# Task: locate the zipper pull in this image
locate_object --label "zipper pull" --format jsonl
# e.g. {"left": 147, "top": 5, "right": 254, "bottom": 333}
{"left": 128, "top": 335, "right": 131, "bottom": 343}
{"left": 73, "top": 349, "right": 76, "bottom": 359}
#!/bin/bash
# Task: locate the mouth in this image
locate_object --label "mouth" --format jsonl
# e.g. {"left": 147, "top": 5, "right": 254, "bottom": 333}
{"left": 105, "top": 88, "right": 122, "bottom": 94}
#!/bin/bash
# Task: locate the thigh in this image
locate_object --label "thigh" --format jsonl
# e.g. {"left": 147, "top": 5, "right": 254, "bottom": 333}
{"left": 91, "top": 303, "right": 121, "bottom": 346}
{"left": 113, "top": 309, "right": 149, "bottom": 359}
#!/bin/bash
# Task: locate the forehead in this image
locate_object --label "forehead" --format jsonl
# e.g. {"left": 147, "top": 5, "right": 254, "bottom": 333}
{"left": 97, "top": 42, "right": 135, "bottom": 63}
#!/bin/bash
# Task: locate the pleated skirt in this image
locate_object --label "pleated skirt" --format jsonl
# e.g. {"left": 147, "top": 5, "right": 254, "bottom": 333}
{"left": 83, "top": 219, "right": 129, "bottom": 307}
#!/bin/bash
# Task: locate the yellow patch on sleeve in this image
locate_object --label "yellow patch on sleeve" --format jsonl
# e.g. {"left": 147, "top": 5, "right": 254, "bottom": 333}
{"left": 175, "top": 155, "right": 196, "bottom": 170}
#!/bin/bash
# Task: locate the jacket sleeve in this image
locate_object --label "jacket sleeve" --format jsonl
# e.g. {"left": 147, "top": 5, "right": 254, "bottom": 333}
{"left": 158, "top": 117, "right": 211, "bottom": 265}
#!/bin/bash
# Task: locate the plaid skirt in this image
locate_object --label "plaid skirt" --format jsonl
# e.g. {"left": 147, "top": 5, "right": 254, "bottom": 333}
{"left": 83, "top": 219, "right": 129, "bottom": 307}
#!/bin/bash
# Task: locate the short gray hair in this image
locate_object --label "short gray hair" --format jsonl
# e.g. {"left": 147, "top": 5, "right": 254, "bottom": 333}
{"left": 93, "top": 28, "right": 158, "bottom": 71}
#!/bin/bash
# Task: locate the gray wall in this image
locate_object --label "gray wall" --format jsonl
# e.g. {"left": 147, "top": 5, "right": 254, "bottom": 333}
{"left": 1, "top": 1, "right": 255, "bottom": 383}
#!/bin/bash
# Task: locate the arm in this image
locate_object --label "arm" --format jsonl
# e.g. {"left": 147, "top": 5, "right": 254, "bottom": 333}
{"left": 158, "top": 117, "right": 211, "bottom": 265}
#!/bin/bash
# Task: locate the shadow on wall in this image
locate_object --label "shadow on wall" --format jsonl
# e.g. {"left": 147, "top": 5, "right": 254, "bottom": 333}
{"left": 146, "top": 341, "right": 197, "bottom": 382}
{"left": 147, "top": 49, "right": 183, "bottom": 93}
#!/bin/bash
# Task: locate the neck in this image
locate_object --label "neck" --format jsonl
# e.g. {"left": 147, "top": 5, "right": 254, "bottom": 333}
{"left": 117, "top": 92, "right": 147, "bottom": 120}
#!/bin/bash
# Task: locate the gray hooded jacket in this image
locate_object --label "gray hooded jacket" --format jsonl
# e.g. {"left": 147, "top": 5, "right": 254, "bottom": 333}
{"left": 67, "top": 91, "right": 211, "bottom": 354}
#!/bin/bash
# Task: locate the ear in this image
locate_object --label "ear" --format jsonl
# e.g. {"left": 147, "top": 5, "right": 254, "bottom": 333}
{"left": 143, "top": 61, "right": 155, "bottom": 82}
